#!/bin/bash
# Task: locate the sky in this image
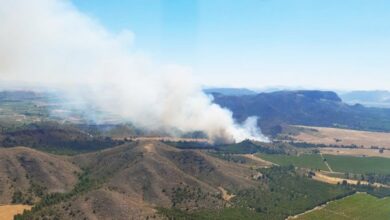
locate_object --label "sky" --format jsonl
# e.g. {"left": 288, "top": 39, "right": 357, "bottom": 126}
{"left": 71, "top": 0, "right": 390, "bottom": 90}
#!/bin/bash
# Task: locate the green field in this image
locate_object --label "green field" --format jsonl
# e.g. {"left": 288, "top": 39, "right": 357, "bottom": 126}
{"left": 257, "top": 153, "right": 329, "bottom": 171}
{"left": 324, "top": 155, "right": 390, "bottom": 175}
{"left": 296, "top": 193, "right": 390, "bottom": 220}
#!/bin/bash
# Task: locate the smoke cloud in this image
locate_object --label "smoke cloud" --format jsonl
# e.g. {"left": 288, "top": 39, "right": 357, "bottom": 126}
{"left": 0, "top": 0, "right": 268, "bottom": 143}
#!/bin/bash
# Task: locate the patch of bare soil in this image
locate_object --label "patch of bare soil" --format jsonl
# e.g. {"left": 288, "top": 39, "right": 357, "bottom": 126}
{"left": 290, "top": 125, "right": 390, "bottom": 149}
{"left": 242, "top": 154, "right": 275, "bottom": 167}
{"left": 320, "top": 147, "right": 390, "bottom": 158}
{"left": 0, "top": 204, "right": 32, "bottom": 220}
{"left": 218, "top": 187, "right": 235, "bottom": 201}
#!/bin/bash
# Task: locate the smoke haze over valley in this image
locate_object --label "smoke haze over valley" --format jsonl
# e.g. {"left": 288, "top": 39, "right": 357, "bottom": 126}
{"left": 0, "top": 0, "right": 268, "bottom": 143}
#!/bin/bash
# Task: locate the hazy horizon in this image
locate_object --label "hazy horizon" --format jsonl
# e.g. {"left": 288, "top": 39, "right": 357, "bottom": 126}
{"left": 1, "top": 0, "right": 389, "bottom": 142}
{"left": 71, "top": 0, "right": 390, "bottom": 90}
{"left": 1, "top": 0, "right": 389, "bottom": 91}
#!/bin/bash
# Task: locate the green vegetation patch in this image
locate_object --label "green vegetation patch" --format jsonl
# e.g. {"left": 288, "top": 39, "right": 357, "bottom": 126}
{"left": 257, "top": 153, "right": 329, "bottom": 171}
{"left": 296, "top": 193, "right": 390, "bottom": 220}
{"left": 166, "top": 140, "right": 287, "bottom": 154}
{"left": 157, "top": 207, "right": 259, "bottom": 220}
{"left": 0, "top": 122, "right": 125, "bottom": 155}
{"left": 324, "top": 154, "right": 390, "bottom": 175}
{"left": 233, "top": 166, "right": 352, "bottom": 219}
{"left": 215, "top": 140, "right": 284, "bottom": 154}
{"left": 159, "top": 166, "right": 353, "bottom": 220}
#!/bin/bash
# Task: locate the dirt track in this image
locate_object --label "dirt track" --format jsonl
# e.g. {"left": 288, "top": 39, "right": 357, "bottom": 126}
{"left": 312, "top": 172, "right": 390, "bottom": 188}
{"left": 242, "top": 154, "right": 275, "bottom": 167}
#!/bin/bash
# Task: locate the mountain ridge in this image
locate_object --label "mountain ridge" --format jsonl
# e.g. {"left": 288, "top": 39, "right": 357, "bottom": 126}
{"left": 211, "top": 90, "right": 390, "bottom": 135}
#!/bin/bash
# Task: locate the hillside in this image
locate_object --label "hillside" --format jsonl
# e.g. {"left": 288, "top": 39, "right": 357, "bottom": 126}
{"left": 0, "top": 147, "right": 80, "bottom": 204}
{"left": 14, "top": 141, "right": 259, "bottom": 219}
{"left": 0, "top": 122, "right": 124, "bottom": 154}
{"left": 211, "top": 90, "right": 390, "bottom": 135}
{"left": 9, "top": 140, "right": 361, "bottom": 220}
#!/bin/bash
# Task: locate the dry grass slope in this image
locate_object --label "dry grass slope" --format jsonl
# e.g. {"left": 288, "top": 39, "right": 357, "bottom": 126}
{"left": 20, "top": 141, "right": 259, "bottom": 219}
{"left": 0, "top": 205, "right": 32, "bottom": 220}
{"left": 0, "top": 147, "right": 80, "bottom": 204}
{"left": 291, "top": 125, "right": 390, "bottom": 149}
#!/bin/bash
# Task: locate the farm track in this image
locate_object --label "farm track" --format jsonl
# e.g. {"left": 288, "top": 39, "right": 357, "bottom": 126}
{"left": 320, "top": 153, "right": 333, "bottom": 172}
{"left": 312, "top": 172, "right": 390, "bottom": 188}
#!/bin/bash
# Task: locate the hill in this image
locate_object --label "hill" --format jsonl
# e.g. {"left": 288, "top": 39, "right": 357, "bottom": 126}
{"left": 14, "top": 141, "right": 259, "bottom": 219}
{"left": 211, "top": 90, "right": 390, "bottom": 135}
{"left": 9, "top": 140, "right": 355, "bottom": 220}
{"left": 0, "top": 147, "right": 80, "bottom": 204}
{"left": 0, "top": 122, "right": 124, "bottom": 154}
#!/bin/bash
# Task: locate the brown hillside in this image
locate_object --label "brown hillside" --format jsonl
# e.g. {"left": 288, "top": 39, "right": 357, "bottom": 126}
{"left": 44, "top": 141, "right": 259, "bottom": 219}
{"left": 0, "top": 147, "right": 80, "bottom": 204}
{"left": 4, "top": 141, "right": 260, "bottom": 219}
{"left": 74, "top": 141, "right": 257, "bottom": 202}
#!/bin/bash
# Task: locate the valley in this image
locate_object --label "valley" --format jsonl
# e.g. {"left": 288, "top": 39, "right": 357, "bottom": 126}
{"left": 1, "top": 90, "right": 390, "bottom": 219}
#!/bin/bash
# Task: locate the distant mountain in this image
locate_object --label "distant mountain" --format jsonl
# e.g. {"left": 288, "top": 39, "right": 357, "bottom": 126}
{"left": 339, "top": 90, "right": 390, "bottom": 108}
{"left": 203, "top": 88, "right": 257, "bottom": 96}
{"left": 0, "top": 90, "right": 43, "bottom": 101}
{"left": 212, "top": 90, "right": 390, "bottom": 136}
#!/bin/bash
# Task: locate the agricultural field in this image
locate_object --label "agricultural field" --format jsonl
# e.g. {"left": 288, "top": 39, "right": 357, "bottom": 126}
{"left": 257, "top": 153, "right": 390, "bottom": 175}
{"left": 321, "top": 147, "right": 390, "bottom": 158}
{"left": 257, "top": 153, "right": 329, "bottom": 171}
{"left": 295, "top": 193, "right": 390, "bottom": 220}
{"left": 287, "top": 125, "right": 390, "bottom": 149}
{"left": 324, "top": 155, "right": 390, "bottom": 175}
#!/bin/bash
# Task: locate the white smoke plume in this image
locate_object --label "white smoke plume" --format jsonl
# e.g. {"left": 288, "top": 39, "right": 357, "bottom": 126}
{"left": 0, "top": 0, "right": 268, "bottom": 143}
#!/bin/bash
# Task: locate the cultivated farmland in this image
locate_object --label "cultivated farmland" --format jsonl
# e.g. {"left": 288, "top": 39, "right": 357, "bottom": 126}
{"left": 257, "top": 153, "right": 390, "bottom": 175}
{"left": 295, "top": 193, "right": 390, "bottom": 220}
{"left": 323, "top": 154, "right": 390, "bottom": 175}
{"left": 256, "top": 153, "right": 329, "bottom": 171}
{"left": 289, "top": 125, "right": 390, "bottom": 149}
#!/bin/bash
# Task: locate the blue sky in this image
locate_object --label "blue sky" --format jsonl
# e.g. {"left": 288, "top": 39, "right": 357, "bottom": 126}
{"left": 72, "top": 0, "right": 390, "bottom": 90}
